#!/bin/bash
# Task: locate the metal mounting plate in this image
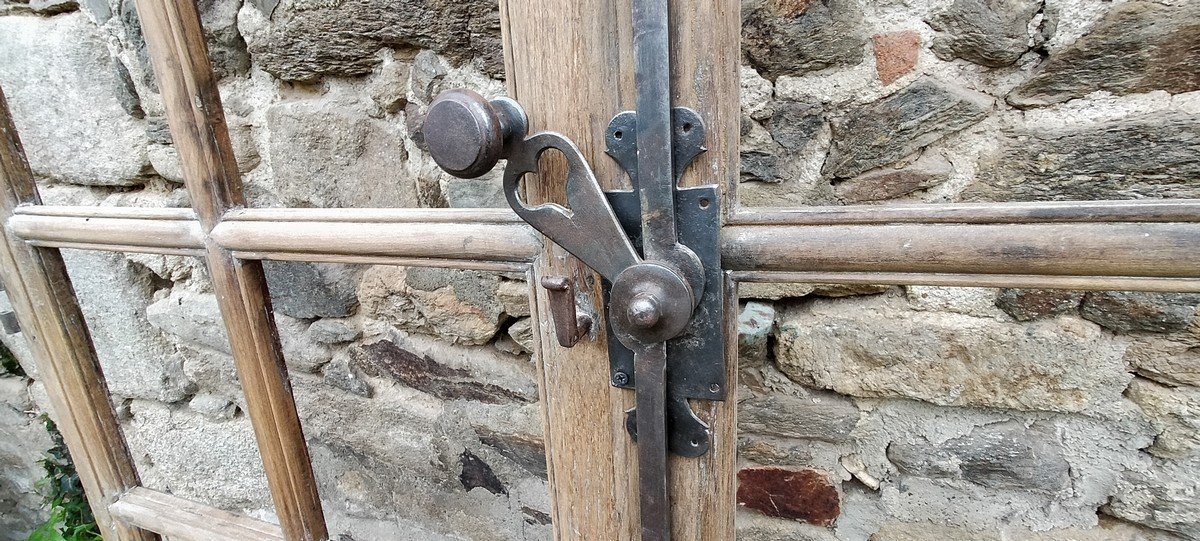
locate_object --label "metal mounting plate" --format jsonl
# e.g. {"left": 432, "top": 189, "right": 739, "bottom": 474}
{"left": 602, "top": 107, "right": 726, "bottom": 403}
{"left": 604, "top": 186, "right": 725, "bottom": 401}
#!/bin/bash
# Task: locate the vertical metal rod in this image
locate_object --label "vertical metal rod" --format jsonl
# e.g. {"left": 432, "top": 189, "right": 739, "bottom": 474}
{"left": 633, "top": 343, "right": 671, "bottom": 541}
{"left": 632, "top": 0, "right": 678, "bottom": 260}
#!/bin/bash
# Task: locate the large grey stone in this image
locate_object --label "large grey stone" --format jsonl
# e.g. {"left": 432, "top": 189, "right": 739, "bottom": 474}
{"left": 776, "top": 296, "right": 1130, "bottom": 415}
{"left": 266, "top": 99, "right": 417, "bottom": 209}
{"left": 833, "top": 152, "right": 952, "bottom": 203}
{"left": 264, "top": 261, "right": 360, "bottom": 319}
{"left": 0, "top": 377, "right": 52, "bottom": 541}
{"left": 359, "top": 266, "right": 506, "bottom": 346}
{"left": 996, "top": 289, "right": 1083, "bottom": 322}
{"left": 966, "top": 115, "right": 1200, "bottom": 201}
{"left": 1126, "top": 379, "right": 1200, "bottom": 460}
{"left": 1009, "top": 1, "right": 1200, "bottom": 107}
{"left": 241, "top": 0, "right": 503, "bottom": 82}
{"left": 766, "top": 101, "right": 825, "bottom": 152}
{"left": 857, "top": 399, "right": 1154, "bottom": 532}
{"left": 1081, "top": 292, "right": 1200, "bottom": 334}
{"left": 122, "top": 399, "right": 273, "bottom": 511}
{"left": 146, "top": 290, "right": 231, "bottom": 354}
{"left": 65, "top": 252, "right": 192, "bottom": 403}
{"left": 0, "top": 13, "right": 149, "bottom": 186}
{"left": 927, "top": 0, "right": 1041, "bottom": 67}
{"left": 117, "top": 0, "right": 250, "bottom": 84}
{"left": 886, "top": 421, "right": 1070, "bottom": 492}
{"left": 738, "top": 390, "right": 858, "bottom": 443}
{"left": 823, "top": 78, "right": 992, "bottom": 179}
{"left": 742, "top": 0, "right": 866, "bottom": 80}
{"left": 197, "top": 0, "right": 251, "bottom": 78}
{"left": 1109, "top": 456, "right": 1200, "bottom": 539}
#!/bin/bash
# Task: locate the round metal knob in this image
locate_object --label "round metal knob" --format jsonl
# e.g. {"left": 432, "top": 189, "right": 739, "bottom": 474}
{"left": 423, "top": 89, "right": 527, "bottom": 179}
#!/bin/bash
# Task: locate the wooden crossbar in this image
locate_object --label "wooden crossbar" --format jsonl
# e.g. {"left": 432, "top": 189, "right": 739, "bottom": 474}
{"left": 11, "top": 202, "right": 1200, "bottom": 291}
{"left": 110, "top": 487, "right": 286, "bottom": 541}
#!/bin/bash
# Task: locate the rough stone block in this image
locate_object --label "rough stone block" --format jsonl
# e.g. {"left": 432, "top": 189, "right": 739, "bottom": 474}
{"left": 359, "top": 266, "right": 506, "bottom": 346}
{"left": 738, "top": 390, "right": 858, "bottom": 443}
{"left": 122, "top": 399, "right": 272, "bottom": 511}
{"left": 824, "top": 78, "right": 992, "bottom": 179}
{"left": 265, "top": 99, "right": 416, "bottom": 209}
{"left": 886, "top": 421, "right": 1070, "bottom": 492}
{"left": 996, "top": 289, "right": 1083, "bottom": 322}
{"left": 0, "top": 13, "right": 149, "bottom": 186}
{"left": 1081, "top": 291, "right": 1200, "bottom": 334}
{"left": 738, "top": 301, "right": 776, "bottom": 368}
{"left": 308, "top": 318, "right": 362, "bottom": 345}
{"left": 742, "top": 0, "right": 866, "bottom": 80}
{"left": 906, "top": 286, "right": 1000, "bottom": 318}
{"left": 1009, "top": 1, "right": 1200, "bottom": 107}
{"left": 834, "top": 153, "right": 952, "bottom": 203}
{"left": 776, "top": 296, "right": 1130, "bottom": 415}
{"left": 766, "top": 101, "right": 825, "bottom": 152}
{"left": 967, "top": 116, "right": 1200, "bottom": 202}
{"left": 1109, "top": 456, "right": 1200, "bottom": 539}
{"left": 349, "top": 333, "right": 536, "bottom": 404}
{"left": 1124, "top": 337, "right": 1200, "bottom": 388}
{"left": 873, "top": 30, "right": 921, "bottom": 85}
{"left": 264, "top": 261, "right": 359, "bottom": 319}
{"left": 737, "top": 466, "right": 840, "bottom": 526}
{"left": 0, "top": 377, "right": 53, "bottom": 541}
{"left": 240, "top": 0, "right": 503, "bottom": 81}
{"left": 66, "top": 252, "right": 191, "bottom": 403}
{"left": 927, "top": 0, "right": 1041, "bottom": 67}
{"left": 146, "top": 290, "right": 231, "bottom": 354}
{"left": 1127, "top": 379, "right": 1200, "bottom": 460}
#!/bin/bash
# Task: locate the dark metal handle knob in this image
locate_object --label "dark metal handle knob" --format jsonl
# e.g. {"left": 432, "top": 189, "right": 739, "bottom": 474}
{"left": 423, "top": 89, "right": 527, "bottom": 179}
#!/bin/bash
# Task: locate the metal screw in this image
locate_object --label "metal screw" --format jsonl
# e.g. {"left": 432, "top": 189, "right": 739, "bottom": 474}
{"left": 709, "top": 383, "right": 720, "bottom": 393}
{"left": 612, "top": 371, "right": 630, "bottom": 386}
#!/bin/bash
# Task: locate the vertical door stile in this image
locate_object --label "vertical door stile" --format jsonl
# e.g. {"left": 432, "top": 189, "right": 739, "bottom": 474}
{"left": 499, "top": 0, "right": 740, "bottom": 537}
{"left": 133, "top": 1, "right": 329, "bottom": 540}
{"left": 0, "top": 85, "right": 157, "bottom": 541}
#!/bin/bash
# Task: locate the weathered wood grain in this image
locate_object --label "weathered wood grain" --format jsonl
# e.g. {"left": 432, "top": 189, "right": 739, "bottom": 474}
{"left": 501, "top": 0, "right": 739, "bottom": 537}
{"left": 110, "top": 487, "right": 286, "bottom": 541}
{"left": 723, "top": 223, "right": 1200, "bottom": 278}
{"left": 0, "top": 86, "right": 155, "bottom": 541}
{"left": 133, "top": 1, "right": 328, "bottom": 539}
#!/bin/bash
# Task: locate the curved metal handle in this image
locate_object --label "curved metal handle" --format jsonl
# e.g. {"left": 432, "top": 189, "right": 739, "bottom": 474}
{"left": 503, "top": 132, "right": 640, "bottom": 281}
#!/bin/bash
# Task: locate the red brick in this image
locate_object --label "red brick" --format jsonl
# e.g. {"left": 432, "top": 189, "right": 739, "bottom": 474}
{"left": 873, "top": 31, "right": 921, "bottom": 85}
{"left": 736, "top": 467, "right": 840, "bottom": 526}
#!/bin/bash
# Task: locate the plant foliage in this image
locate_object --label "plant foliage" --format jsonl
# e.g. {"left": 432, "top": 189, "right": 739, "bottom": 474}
{"left": 27, "top": 416, "right": 102, "bottom": 541}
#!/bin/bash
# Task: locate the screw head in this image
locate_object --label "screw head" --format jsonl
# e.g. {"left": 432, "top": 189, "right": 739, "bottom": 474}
{"left": 612, "top": 371, "right": 630, "bottom": 386}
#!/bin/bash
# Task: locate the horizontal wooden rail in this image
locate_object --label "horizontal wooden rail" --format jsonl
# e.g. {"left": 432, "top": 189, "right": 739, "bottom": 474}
{"left": 9, "top": 205, "right": 540, "bottom": 270}
{"left": 212, "top": 212, "right": 539, "bottom": 271}
{"left": 722, "top": 222, "right": 1200, "bottom": 278}
{"left": 10, "top": 202, "right": 1200, "bottom": 290}
{"left": 731, "top": 199, "right": 1200, "bottom": 225}
{"left": 732, "top": 272, "right": 1200, "bottom": 293}
{"left": 9, "top": 213, "right": 205, "bottom": 255}
{"left": 110, "top": 487, "right": 285, "bottom": 541}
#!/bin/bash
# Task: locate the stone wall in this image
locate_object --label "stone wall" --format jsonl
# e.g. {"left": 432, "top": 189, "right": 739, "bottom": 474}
{"left": 0, "top": 0, "right": 1197, "bottom": 540}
